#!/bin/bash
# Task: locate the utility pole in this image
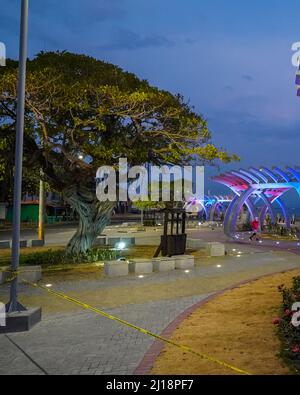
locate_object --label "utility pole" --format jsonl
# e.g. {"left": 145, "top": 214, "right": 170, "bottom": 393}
{"left": 6, "top": 0, "right": 29, "bottom": 313}
{"left": 38, "top": 174, "right": 45, "bottom": 241}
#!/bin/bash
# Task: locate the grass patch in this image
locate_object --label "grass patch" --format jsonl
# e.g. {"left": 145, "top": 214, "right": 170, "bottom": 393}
{"left": 151, "top": 269, "right": 300, "bottom": 375}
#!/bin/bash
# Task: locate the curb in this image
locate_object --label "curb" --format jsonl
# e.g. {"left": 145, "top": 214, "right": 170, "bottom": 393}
{"left": 134, "top": 267, "right": 300, "bottom": 375}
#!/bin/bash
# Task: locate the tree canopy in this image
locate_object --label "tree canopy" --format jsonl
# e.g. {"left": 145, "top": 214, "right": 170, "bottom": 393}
{"left": 0, "top": 51, "right": 238, "bottom": 252}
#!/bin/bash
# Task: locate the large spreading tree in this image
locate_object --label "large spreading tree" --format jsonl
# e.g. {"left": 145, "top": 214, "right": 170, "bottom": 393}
{"left": 0, "top": 51, "right": 238, "bottom": 253}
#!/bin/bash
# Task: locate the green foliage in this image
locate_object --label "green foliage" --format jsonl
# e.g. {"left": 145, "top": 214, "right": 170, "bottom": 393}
{"left": 134, "top": 200, "right": 165, "bottom": 211}
{"left": 276, "top": 278, "right": 300, "bottom": 373}
{"left": 16, "top": 248, "right": 121, "bottom": 267}
{"left": 0, "top": 51, "right": 238, "bottom": 196}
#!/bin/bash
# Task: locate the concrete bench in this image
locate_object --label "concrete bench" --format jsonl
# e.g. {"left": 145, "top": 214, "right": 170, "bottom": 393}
{"left": 206, "top": 242, "right": 225, "bottom": 257}
{"left": 0, "top": 268, "right": 7, "bottom": 284}
{"left": 27, "top": 239, "right": 45, "bottom": 248}
{"left": 0, "top": 265, "right": 42, "bottom": 285}
{"left": 18, "top": 265, "right": 42, "bottom": 283}
{"left": 120, "top": 222, "right": 137, "bottom": 227}
{"left": 0, "top": 240, "right": 28, "bottom": 249}
{"left": 152, "top": 257, "right": 175, "bottom": 272}
{"left": 0, "top": 241, "right": 10, "bottom": 249}
{"left": 104, "top": 260, "right": 129, "bottom": 277}
{"left": 173, "top": 255, "right": 195, "bottom": 270}
{"left": 129, "top": 259, "right": 153, "bottom": 274}
{"left": 186, "top": 238, "right": 205, "bottom": 250}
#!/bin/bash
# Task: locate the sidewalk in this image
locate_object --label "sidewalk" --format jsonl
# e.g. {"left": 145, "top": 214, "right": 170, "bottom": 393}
{"left": 1, "top": 247, "right": 300, "bottom": 375}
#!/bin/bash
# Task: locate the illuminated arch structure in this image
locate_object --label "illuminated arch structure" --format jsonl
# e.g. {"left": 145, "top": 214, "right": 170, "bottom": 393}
{"left": 212, "top": 166, "right": 300, "bottom": 238}
{"left": 184, "top": 195, "right": 233, "bottom": 220}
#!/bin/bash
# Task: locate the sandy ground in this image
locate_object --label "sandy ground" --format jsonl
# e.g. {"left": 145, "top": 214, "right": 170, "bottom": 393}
{"left": 151, "top": 269, "right": 300, "bottom": 375}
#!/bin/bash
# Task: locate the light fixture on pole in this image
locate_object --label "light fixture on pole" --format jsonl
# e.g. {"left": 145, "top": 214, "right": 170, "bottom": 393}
{"left": 6, "top": 0, "right": 29, "bottom": 314}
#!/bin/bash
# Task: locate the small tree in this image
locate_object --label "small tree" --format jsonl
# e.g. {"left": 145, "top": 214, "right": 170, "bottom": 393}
{"left": 0, "top": 52, "right": 238, "bottom": 254}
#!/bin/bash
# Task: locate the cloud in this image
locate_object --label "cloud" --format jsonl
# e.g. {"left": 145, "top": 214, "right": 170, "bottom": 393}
{"left": 185, "top": 37, "right": 197, "bottom": 45}
{"left": 97, "top": 29, "right": 174, "bottom": 51}
{"left": 224, "top": 85, "right": 234, "bottom": 92}
{"left": 242, "top": 74, "right": 254, "bottom": 82}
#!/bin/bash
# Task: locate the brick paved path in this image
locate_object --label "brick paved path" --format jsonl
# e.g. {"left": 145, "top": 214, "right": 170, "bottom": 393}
{"left": 1, "top": 247, "right": 300, "bottom": 375}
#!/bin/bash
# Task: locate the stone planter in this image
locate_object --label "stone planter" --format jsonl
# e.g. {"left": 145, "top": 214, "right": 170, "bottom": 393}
{"left": 206, "top": 242, "right": 225, "bottom": 257}
{"left": 173, "top": 255, "right": 195, "bottom": 270}
{"left": 152, "top": 257, "right": 175, "bottom": 272}
{"left": 104, "top": 260, "right": 129, "bottom": 277}
{"left": 129, "top": 259, "right": 153, "bottom": 274}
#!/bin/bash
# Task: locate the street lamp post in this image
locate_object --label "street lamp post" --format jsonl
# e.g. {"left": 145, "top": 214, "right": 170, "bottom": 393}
{"left": 6, "top": 0, "right": 29, "bottom": 313}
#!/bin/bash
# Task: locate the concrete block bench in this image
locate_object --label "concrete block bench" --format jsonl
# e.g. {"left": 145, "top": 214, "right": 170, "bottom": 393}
{"left": 104, "top": 260, "right": 129, "bottom": 277}
{"left": 0, "top": 241, "right": 10, "bottom": 249}
{"left": 186, "top": 238, "right": 205, "bottom": 250}
{"left": 18, "top": 266, "right": 42, "bottom": 283}
{"left": 0, "top": 268, "right": 7, "bottom": 284}
{"left": 129, "top": 259, "right": 153, "bottom": 274}
{"left": 0, "top": 265, "right": 42, "bottom": 285}
{"left": 0, "top": 240, "right": 28, "bottom": 249}
{"left": 152, "top": 257, "right": 175, "bottom": 272}
{"left": 173, "top": 255, "right": 195, "bottom": 270}
{"left": 27, "top": 239, "right": 45, "bottom": 248}
{"left": 205, "top": 242, "right": 225, "bottom": 257}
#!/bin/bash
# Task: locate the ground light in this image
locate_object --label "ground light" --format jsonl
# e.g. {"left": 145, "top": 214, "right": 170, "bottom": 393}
{"left": 116, "top": 241, "right": 126, "bottom": 250}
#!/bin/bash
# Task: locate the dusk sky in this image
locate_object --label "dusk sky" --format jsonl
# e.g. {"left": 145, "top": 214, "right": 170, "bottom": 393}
{"left": 1, "top": 0, "right": 300, "bottom": 193}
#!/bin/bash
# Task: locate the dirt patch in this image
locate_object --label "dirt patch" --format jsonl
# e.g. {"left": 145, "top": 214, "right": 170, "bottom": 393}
{"left": 151, "top": 269, "right": 300, "bottom": 375}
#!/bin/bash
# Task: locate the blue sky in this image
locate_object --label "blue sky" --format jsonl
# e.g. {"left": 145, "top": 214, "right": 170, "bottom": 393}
{"left": 1, "top": 0, "right": 300, "bottom": 193}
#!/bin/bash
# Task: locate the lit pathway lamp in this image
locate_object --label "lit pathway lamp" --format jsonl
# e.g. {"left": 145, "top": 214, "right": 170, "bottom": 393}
{"left": 1, "top": 0, "right": 41, "bottom": 333}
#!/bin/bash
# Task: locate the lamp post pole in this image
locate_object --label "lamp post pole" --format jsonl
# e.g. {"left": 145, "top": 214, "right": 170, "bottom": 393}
{"left": 6, "top": 0, "right": 29, "bottom": 313}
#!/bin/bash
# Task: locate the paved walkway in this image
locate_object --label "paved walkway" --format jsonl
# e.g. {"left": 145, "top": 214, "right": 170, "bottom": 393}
{"left": 1, "top": 245, "right": 300, "bottom": 375}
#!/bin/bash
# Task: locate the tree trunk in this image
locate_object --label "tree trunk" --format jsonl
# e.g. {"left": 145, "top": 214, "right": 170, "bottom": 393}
{"left": 63, "top": 186, "right": 115, "bottom": 255}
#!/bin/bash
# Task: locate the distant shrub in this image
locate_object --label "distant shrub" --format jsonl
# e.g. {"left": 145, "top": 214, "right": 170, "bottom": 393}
{"left": 18, "top": 248, "right": 121, "bottom": 267}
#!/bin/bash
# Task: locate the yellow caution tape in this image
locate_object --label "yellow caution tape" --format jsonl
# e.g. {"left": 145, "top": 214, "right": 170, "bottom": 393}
{"left": 22, "top": 279, "right": 252, "bottom": 376}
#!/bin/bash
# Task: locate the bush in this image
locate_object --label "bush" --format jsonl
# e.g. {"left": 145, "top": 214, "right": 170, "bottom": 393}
{"left": 18, "top": 248, "right": 122, "bottom": 267}
{"left": 274, "top": 277, "right": 300, "bottom": 374}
